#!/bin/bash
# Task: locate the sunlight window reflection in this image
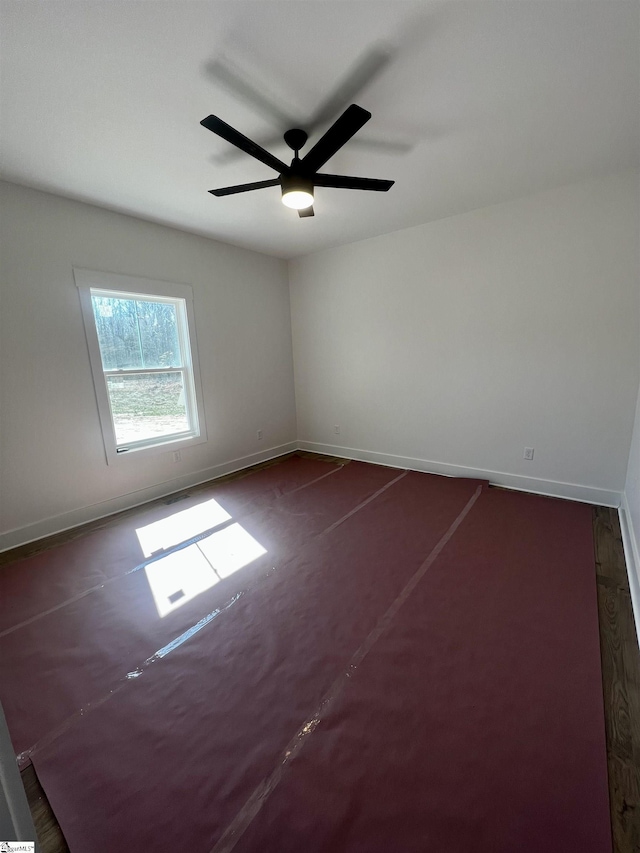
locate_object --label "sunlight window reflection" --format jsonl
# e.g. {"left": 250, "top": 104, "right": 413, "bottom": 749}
{"left": 136, "top": 498, "right": 231, "bottom": 558}
{"left": 197, "top": 523, "right": 267, "bottom": 578}
{"left": 144, "top": 545, "right": 220, "bottom": 617}
{"left": 143, "top": 520, "right": 267, "bottom": 618}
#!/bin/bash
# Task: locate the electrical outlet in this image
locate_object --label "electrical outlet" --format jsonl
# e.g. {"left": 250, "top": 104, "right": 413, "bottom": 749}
{"left": 172, "top": 450, "right": 181, "bottom": 463}
{"left": 257, "top": 429, "right": 263, "bottom": 441}
{"left": 524, "top": 447, "right": 534, "bottom": 460}
{"left": 334, "top": 425, "right": 340, "bottom": 435}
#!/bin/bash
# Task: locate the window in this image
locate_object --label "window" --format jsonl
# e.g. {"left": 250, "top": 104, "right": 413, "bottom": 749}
{"left": 75, "top": 269, "right": 207, "bottom": 464}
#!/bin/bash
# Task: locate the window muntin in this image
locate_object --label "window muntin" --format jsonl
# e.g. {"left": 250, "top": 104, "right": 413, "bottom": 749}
{"left": 75, "top": 269, "right": 206, "bottom": 464}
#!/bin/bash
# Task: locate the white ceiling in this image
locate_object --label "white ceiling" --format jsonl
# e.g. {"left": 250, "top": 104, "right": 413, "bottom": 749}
{"left": 1, "top": 1, "right": 638, "bottom": 259}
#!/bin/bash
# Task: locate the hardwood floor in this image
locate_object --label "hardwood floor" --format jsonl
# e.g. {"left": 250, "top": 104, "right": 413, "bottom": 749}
{"left": 21, "top": 764, "right": 69, "bottom": 853}
{"left": 9, "top": 487, "right": 640, "bottom": 852}
{"left": 594, "top": 507, "right": 640, "bottom": 852}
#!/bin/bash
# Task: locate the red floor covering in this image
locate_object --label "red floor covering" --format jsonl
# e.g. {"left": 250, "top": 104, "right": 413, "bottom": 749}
{"left": 0, "top": 457, "right": 610, "bottom": 852}
{"left": 2, "top": 457, "right": 403, "bottom": 756}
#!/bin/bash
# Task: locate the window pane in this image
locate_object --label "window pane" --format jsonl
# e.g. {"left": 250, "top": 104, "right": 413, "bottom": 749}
{"left": 106, "top": 372, "right": 190, "bottom": 445}
{"left": 136, "top": 300, "right": 182, "bottom": 369}
{"left": 92, "top": 296, "right": 142, "bottom": 369}
{"left": 91, "top": 296, "right": 182, "bottom": 370}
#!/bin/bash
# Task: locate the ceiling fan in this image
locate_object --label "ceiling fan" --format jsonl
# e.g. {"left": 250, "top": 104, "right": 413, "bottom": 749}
{"left": 200, "top": 104, "right": 394, "bottom": 217}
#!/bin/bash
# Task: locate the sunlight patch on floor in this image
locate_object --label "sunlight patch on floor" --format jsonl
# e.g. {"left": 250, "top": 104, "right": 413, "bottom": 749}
{"left": 144, "top": 545, "right": 220, "bottom": 617}
{"left": 141, "top": 503, "right": 268, "bottom": 617}
{"left": 198, "top": 522, "right": 267, "bottom": 579}
{"left": 136, "top": 498, "right": 231, "bottom": 558}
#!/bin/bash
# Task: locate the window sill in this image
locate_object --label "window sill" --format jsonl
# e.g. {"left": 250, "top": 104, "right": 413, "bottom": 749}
{"left": 106, "top": 431, "right": 208, "bottom": 465}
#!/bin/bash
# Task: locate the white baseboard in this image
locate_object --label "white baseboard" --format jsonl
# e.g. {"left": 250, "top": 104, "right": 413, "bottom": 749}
{"left": 619, "top": 493, "right": 640, "bottom": 646}
{"left": 297, "top": 441, "right": 622, "bottom": 507}
{"left": 0, "top": 442, "right": 297, "bottom": 553}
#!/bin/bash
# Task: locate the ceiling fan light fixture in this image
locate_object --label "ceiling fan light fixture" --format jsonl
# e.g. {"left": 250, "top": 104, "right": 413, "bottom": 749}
{"left": 281, "top": 174, "right": 314, "bottom": 210}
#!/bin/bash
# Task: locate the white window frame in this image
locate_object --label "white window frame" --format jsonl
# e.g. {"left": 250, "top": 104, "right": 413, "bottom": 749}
{"left": 75, "top": 268, "right": 207, "bottom": 465}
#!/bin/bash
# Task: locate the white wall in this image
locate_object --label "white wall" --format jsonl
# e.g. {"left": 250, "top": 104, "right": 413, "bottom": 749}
{"left": 290, "top": 171, "right": 640, "bottom": 505}
{"left": 0, "top": 181, "right": 296, "bottom": 549}
{"left": 621, "top": 176, "right": 640, "bottom": 634}
{"left": 2, "top": 172, "right": 638, "bottom": 549}
{"left": 622, "top": 380, "right": 640, "bottom": 634}
{"left": 624, "top": 384, "right": 640, "bottom": 543}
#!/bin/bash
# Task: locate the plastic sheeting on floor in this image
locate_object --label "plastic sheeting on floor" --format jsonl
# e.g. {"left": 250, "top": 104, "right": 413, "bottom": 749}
{"left": 0, "top": 456, "right": 610, "bottom": 852}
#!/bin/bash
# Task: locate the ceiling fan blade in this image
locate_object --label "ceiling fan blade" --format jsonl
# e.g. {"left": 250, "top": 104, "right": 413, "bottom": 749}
{"left": 298, "top": 206, "right": 314, "bottom": 218}
{"left": 210, "top": 132, "right": 290, "bottom": 166}
{"left": 200, "top": 115, "right": 288, "bottom": 174}
{"left": 208, "top": 178, "right": 280, "bottom": 197}
{"left": 301, "top": 104, "right": 371, "bottom": 173}
{"left": 313, "top": 173, "right": 394, "bottom": 191}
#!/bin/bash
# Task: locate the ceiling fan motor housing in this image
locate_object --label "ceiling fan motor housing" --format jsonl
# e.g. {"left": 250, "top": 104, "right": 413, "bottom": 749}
{"left": 280, "top": 172, "right": 314, "bottom": 198}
